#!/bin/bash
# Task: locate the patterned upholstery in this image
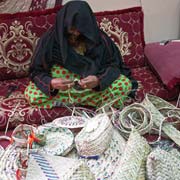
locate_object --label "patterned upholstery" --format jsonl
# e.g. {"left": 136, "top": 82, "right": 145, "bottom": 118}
{"left": 131, "top": 66, "right": 179, "bottom": 102}
{"left": 0, "top": 6, "right": 177, "bottom": 130}
{"left": 0, "top": 77, "right": 70, "bottom": 130}
{"left": 96, "top": 7, "right": 145, "bottom": 68}
{"left": 0, "top": 7, "right": 59, "bottom": 80}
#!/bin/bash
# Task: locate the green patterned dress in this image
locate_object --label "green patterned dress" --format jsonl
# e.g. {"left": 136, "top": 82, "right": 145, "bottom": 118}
{"left": 25, "top": 64, "right": 132, "bottom": 109}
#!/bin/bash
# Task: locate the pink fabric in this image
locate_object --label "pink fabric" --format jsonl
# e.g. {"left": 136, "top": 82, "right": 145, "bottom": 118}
{"left": 145, "top": 42, "right": 180, "bottom": 89}
{"left": 131, "top": 66, "right": 179, "bottom": 102}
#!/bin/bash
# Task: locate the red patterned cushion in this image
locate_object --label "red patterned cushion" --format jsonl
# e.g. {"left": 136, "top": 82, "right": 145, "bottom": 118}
{"left": 0, "top": 78, "right": 70, "bottom": 130}
{"left": 0, "top": 6, "right": 61, "bottom": 81}
{"left": 95, "top": 7, "right": 145, "bottom": 68}
{"left": 131, "top": 66, "right": 179, "bottom": 102}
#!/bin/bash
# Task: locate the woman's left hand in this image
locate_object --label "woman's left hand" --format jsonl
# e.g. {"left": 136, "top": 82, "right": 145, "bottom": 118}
{"left": 79, "top": 75, "right": 99, "bottom": 89}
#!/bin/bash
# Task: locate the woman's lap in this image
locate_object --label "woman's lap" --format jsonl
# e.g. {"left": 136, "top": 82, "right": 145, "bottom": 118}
{"left": 24, "top": 65, "right": 132, "bottom": 109}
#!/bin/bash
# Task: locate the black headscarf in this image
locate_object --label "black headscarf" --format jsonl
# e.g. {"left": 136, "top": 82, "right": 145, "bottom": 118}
{"left": 30, "top": 0, "right": 138, "bottom": 96}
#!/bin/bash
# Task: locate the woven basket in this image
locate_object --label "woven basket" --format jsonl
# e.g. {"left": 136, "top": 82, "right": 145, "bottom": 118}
{"left": 12, "top": 124, "right": 36, "bottom": 148}
{"left": 67, "top": 128, "right": 126, "bottom": 180}
{"left": 53, "top": 116, "right": 88, "bottom": 129}
{"left": 142, "top": 94, "right": 180, "bottom": 146}
{"left": 33, "top": 124, "right": 74, "bottom": 156}
{"left": 145, "top": 93, "right": 180, "bottom": 121}
{"left": 111, "top": 129, "right": 151, "bottom": 180}
{"left": 0, "top": 145, "right": 26, "bottom": 180}
{"left": 114, "top": 103, "right": 153, "bottom": 139}
{"left": 26, "top": 153, "right": 95, "bottom": 180}
{"left": 75, "top": 113, "right": 113, "bottom": 157}
{"left": 146, "top": 149, "right": 180, "bottom": 180}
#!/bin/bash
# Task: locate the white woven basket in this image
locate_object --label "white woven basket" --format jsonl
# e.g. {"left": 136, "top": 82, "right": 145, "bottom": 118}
{"left": 75, "top": 113, "right": 113, "bottom": 157}
{"left": 67, "top": 128, "right": 126, "bottom": 180}
{"left": 0, "top": 145, "right": 26, "bottom": 180}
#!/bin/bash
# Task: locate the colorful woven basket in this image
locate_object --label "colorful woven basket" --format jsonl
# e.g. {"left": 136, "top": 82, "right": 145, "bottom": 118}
{"left": 0, "top": 145, "right": 27, "bottom": 180}
{"left": 32, "top": 124, "right": 74, "bottom": 156}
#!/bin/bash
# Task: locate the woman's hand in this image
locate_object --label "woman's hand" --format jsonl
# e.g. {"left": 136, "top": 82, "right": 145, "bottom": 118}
{"left": 79, "top": 75, "right": 99, "bottom": 89}
{"left": 50, "top": 78, "right": 74, "bottom": 91}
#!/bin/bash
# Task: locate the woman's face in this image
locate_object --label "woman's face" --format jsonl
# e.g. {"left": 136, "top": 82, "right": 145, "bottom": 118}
{"left": 68, "top": 27, "right": 80, "bottom": 36}
{"left": 67, "top": 27, "right": 80, "bottom": 44}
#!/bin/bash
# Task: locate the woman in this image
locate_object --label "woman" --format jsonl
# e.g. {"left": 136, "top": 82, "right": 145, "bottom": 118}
{"left": 24, "top": 0, "right": 138, "bottom": 109}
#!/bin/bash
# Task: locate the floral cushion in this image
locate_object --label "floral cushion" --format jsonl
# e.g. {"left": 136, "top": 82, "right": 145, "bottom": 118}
{"left": 95, "top": 7, "right": 145, "bottom": 68}
{"left": 132, "top": 66, "right": 179, "bottom": 102}
{"left": 0, "top": 6, "right": 60, "bottom": 81}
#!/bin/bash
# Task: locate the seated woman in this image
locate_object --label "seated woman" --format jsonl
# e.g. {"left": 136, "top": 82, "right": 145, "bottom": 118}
{"left": 24, "top": 0, "right": 138, "bottom": 109}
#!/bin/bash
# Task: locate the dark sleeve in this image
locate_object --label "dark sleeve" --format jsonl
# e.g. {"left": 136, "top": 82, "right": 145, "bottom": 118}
{"left": 29, "top": 37, "right": 58, "bottom": 96}
{"left": 93, "top": 34, "right": 127, "bottom": 91}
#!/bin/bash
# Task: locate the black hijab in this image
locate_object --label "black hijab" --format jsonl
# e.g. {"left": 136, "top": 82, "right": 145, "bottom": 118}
{"left": 30, "top": 0, "right": 138, "bottom": 96}
{"left": 30, "top": 1, "right": 102, "bottom": 77}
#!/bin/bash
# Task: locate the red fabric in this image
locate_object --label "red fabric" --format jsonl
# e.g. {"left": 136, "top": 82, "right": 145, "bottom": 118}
{"left": 145, "top": 42, "right": 180, "bottom": 89}
{"left": 95, "top": 7, "right": 145, "bottom": 68}
{"left": 0, "top": 6, "right": 61, "bottom": 81}
{"left": 0, "top": 130, "right": 13, "bottom": 148}
{"left": 131, "top": 66, "right": 179, "bottom": 102}
{"left": 0, "top": 78, "right": 71, "bottom": 130}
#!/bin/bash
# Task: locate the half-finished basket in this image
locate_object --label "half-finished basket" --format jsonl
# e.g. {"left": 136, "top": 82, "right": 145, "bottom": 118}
{"left": 75, "top": 113, "right": 113, "bottom": 157}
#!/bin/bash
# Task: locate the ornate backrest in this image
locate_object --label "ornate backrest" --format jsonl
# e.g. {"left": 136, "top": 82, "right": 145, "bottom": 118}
{"left": 95, "top": 7, "right": 145, "bottom": 68}
{"left": 0, "top": 7, "right": 59, "bottom": 80}
{"left": 0, "top": 6, "right": 144, "bottom": 81}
